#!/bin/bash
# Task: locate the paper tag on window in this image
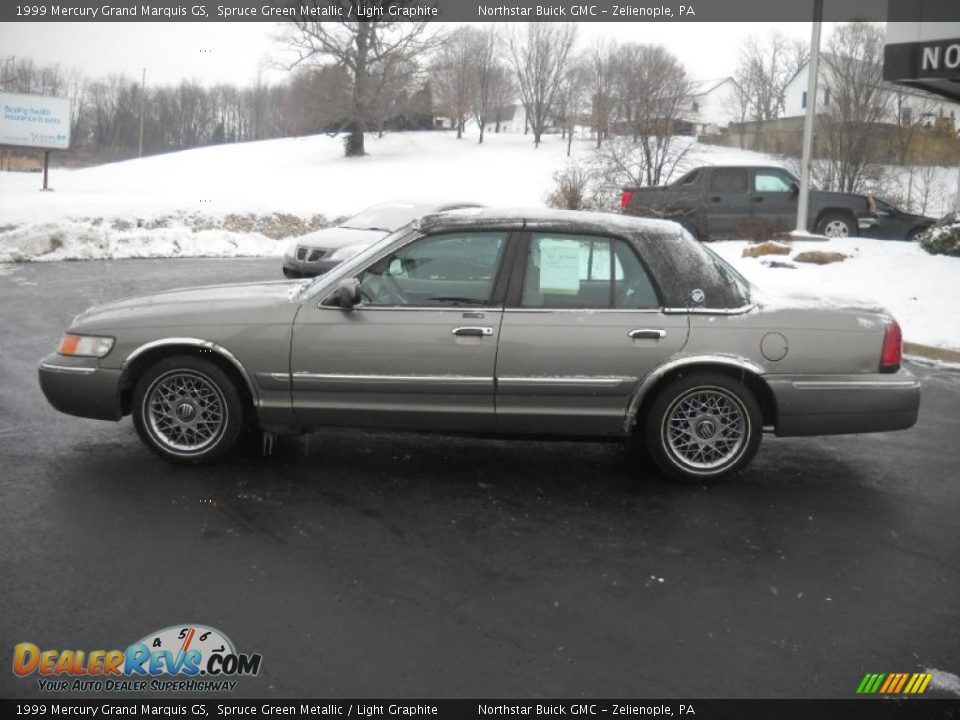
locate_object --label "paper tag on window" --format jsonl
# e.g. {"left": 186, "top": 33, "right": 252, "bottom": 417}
{"left": 539, "top": 239, "right": 581, "bottom": 294}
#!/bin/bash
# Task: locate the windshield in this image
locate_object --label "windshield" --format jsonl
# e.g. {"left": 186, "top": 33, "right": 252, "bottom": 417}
{"left": 341, "top": 204, "right": 427, "bottom": 232}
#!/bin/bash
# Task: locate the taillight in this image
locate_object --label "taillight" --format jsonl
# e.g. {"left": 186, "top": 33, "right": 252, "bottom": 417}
{"left": 620, "top": 189, "right": 633, "bottom": 210}
{"left": 880, "top": 320, "right": 902, "bottom": 373}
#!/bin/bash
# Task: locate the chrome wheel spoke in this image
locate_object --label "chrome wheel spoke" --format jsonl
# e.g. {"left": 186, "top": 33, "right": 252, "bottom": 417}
{"left": 145, "top": 370, "right": 227, "bottom": 454}
{"left": 664, "top": 387, "right": 748, "bottom": 471}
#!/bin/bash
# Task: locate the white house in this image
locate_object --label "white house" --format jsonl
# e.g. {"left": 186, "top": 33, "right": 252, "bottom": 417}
{"left": 482, "top": 103, "right": 527, "bottom": 134}
{"left": 680, "top": 77, "right": 742, "bottom": 134}
{"left": 782, "top": 54, "right": 960, "bottom": 129}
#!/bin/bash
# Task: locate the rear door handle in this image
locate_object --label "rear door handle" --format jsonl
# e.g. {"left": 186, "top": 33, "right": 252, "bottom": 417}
{"left": 629, "top": 329, "right": 666, "bottom": 340}
{"left": 710, "top": 196, "right": 722, "bottom": 202}
{"left": 752, "top": 196, "right": 764, "bottom": 202}
{"left": 452, "top": 326, "right": 493, "bottom": 337}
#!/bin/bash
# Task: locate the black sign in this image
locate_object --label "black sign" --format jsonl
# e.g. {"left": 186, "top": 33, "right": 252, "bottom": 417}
{"left": 884, "top": 39, "right": 960, "bottom": 83}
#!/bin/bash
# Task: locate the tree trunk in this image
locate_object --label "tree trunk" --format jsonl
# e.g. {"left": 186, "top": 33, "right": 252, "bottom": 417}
{"left": 346, "top": 22, "right": 370, "bottom": 157}
{"left": 567, "top": 126, "right": 573, "bottom": 157}
{"left": 478, "top": 123, "right": 485, "bottom": 144}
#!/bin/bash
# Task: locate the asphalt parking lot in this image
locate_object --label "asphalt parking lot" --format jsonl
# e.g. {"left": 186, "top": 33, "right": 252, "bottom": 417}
{"left": 1, "top": 258, "right": 958, "bottom": 699}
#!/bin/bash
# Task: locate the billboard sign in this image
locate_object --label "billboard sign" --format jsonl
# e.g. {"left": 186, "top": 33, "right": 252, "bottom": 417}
{"left": 0, "top": 92, "right": 71, "bottom": 150}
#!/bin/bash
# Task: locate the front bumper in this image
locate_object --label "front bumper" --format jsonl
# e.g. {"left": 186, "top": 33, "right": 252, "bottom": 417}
{"left": 38, "top": 353, "right": 123, "bottom": 421}
{"left": 767, "top": 370, "right": 920, "bottom": 437}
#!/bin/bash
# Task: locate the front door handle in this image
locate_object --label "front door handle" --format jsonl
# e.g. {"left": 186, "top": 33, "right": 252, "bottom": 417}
{"left": 452, "top": 326, "right": 494, "bottom": 337}
{"left": 629, "top": 329, "right": 666, "bottom": 340}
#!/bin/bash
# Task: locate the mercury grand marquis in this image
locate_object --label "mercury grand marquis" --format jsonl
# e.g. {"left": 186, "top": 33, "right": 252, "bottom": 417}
{"left": 38, "top": 208, "right": 921, "bottom": 482}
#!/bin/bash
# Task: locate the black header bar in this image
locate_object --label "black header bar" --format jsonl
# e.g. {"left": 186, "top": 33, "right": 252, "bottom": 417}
{"left": 6, "top": 0, "right": 960, "bottom": 23}
{"left": 3, "top": 699, "right": 960, "bottom": 719}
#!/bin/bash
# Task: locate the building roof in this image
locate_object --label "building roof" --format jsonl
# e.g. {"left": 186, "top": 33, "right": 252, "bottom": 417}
{"left": 687, "top": 77, "right": 735, "bottom": 97}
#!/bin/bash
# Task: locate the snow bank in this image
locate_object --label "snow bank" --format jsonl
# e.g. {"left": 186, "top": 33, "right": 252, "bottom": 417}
{"left": 0, "top": 220, "right": 286, "bottom": 263}
{"left": 716, "top": 237, "right": 960, "bottom": 350}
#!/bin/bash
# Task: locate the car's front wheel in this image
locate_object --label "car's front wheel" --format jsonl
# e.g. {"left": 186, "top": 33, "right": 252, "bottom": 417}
{"left": 132, "top": 356, "right": 244, "bottom": 464}
{"left": 644, "top": 373, "right": 762, "bottom": 483}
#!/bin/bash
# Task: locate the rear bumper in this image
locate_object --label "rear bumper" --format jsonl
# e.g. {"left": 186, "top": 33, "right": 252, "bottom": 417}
{"left": 38, "top": 353, "right": 122, "bottom": 421}
{"left": 767, "top": 370, "right": 920, "bottom": 437}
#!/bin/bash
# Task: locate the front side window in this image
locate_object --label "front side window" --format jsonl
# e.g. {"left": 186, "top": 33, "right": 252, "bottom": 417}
{"left": 521, "top": 234, "right": 659, "bottom": 309}
{"left": 754, "top": 169, "right": 795, "bottom": 193}
{"left": 357, "top": 232, "right": 507, "bottom": 307}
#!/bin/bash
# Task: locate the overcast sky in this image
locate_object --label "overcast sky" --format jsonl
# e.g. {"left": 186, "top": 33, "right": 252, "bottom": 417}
{"left": 1, "top": 22, "right": 838, "bottom": 87}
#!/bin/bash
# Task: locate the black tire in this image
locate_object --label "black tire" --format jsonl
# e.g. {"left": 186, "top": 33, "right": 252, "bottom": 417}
{"left": 644, "top": 372, "right": 762, "bottom": 483}
{"left": 816, "top": 212, "right": 856, "bottom": 238}
{"left": 283, "top": 268, "right": 299, "bottom": 279}
{"left": 132, "top": 355, "right": 245, "bottom": 465}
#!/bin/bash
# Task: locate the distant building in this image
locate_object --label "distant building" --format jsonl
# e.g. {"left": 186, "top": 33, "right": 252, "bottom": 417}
{"left": 782, "top": 54, "right": 960, "bottom": 130}
{"left": 679, "top": 78, "right": 742, "bottom": 135}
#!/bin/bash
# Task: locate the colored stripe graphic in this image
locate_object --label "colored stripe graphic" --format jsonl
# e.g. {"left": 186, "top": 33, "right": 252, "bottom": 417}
{"left": 857, "top": 672, "right": 931, "bottom": 694}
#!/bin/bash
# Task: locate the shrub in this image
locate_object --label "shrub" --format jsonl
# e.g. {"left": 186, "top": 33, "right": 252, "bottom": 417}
{"left": 918, "top": 212, "right": 960, "bottom": 257}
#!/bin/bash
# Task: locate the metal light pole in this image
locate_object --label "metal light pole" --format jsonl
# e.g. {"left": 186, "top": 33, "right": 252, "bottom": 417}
{"left": 138, "top": 67, "right": 146, "bottom": 158}
{"left": 796, "top": 0, "right": 824, "bottom": 233}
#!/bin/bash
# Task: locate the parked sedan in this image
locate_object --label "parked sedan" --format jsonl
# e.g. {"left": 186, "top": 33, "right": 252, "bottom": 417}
{"left": 869, "top": 198, "right": 936, "bottom": 240}
{"left": 39, "top": 209, "right": 920, "bottom": 483}
{"left": 282, "top": 201, "right": 482, "bottom": 278}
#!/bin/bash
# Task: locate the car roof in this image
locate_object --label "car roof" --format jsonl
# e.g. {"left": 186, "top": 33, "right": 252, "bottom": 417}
{"left": 419, "top": 207, "right": 684, "bottom": 237}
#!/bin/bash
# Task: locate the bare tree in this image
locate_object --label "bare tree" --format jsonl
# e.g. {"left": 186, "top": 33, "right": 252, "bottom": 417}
{"left": 469, "top": 25, "right": 503, "bottom": 145}
{"left": 283, "top": 2, "right": 434, "bottom": 156}
{"left": 624, "top": 45, "right": 692, "bottom": 186}
{"left": 508, "top": 23, "right": 578, "bottom": 148}
{"left": 433, "top": 27, "right": 475, "bottom": 139}
{"left": 554, "top": 55, "right": 590, "bottom": 157}
{"left": 587, "top": 40, "right": 618, "bottom": 149}
{"left": 732, "top": 31, "right": 809, "bottom": 122}
{"left": 487, "top": 64, "right": 516, "bottom": 135}
{"left": 820, "top": 22, "right": 892, "bottom": 193}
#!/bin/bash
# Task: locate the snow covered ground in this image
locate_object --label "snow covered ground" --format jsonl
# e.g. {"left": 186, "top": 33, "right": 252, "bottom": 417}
{"left": 1, "top": 130, "right": 958, "bottom": 349}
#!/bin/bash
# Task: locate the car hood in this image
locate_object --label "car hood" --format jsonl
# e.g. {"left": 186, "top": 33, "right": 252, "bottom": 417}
{"left": 291, "top": 226, "right": 387, "bottom": 251}
{"left": 71, "top": 280, "right": 303, "bottom": 331}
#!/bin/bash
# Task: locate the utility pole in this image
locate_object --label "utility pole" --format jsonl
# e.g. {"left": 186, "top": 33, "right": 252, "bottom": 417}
{"left": 138, "top": 67, "right": 146, "bottom": 158}
{"left": 796, "top": 0, "right": 823, "bottom": 234}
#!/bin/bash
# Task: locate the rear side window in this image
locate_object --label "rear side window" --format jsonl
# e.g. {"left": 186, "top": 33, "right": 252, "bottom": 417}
{"left": 710, "top": 169, "right": 748, "bottom": 192}
{"left": 521, "top": 234, "right": 659, "bottom": 309}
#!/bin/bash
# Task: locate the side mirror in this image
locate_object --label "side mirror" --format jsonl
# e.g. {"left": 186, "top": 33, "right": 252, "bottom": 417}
{"left": 789, "top": 182, "right": 799, "bottom": 196}
{"left": 335, "top": 278, "right": 361, "bottom": 309}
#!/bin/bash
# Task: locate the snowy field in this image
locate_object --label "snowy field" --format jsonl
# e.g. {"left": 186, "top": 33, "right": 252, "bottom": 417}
{"left": 1, "top": 130, "right": 958, "bottom": 349}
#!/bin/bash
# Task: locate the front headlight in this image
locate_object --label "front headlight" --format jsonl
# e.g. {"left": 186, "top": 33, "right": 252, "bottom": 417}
{"left": 58, "top": 333, "right": 115, "bottom": 358}
{"left": 330, "top": 244, "right": 364, "bottom": 261}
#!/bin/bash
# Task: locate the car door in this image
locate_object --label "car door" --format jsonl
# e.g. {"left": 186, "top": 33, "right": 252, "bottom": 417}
{"left": 288, "top": 230, "right": 512, "bottom": 432}
{"left": 495, "top": 232, "right": 689, "bottom": 437}
{"left": 750, "top": 168, "right": 798, "bottom": 232}
{"left": 705, "top": 168, "right": 751, "bottom": 238}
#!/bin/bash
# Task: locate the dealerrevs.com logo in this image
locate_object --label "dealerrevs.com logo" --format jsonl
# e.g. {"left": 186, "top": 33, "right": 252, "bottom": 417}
{"left": 13, "top": 624, "right": 262, "bottom": 693}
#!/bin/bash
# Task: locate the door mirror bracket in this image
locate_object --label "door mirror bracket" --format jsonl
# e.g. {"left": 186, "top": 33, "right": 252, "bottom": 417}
{"left": 334, "top": 278, "right": 361, "bottom": 309}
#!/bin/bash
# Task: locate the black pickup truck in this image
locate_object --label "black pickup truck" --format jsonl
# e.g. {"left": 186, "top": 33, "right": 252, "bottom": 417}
{"left": 620, "top": 165, "right": 881, "bottom": 240}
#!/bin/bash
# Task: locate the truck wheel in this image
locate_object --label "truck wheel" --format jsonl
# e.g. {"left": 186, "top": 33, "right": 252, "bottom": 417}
{"left": 816, "top": 213, "right": 855, "bottom": 238}
{"left": 644, "top": 373, "right": 762, "bottom": 483}
{"left": 132, "top": 355, "right": 245, "bottom": 465}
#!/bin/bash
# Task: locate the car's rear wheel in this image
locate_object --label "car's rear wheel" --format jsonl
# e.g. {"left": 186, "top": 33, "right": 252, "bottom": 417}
{"left": 644, "top": 373, "right": 762, "bottom": 483}
{"left": 816, "top": 213, "right": 855, "bottom": 238}
{"left": 132, "top": 356, "right": 244, "bottom": 464}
